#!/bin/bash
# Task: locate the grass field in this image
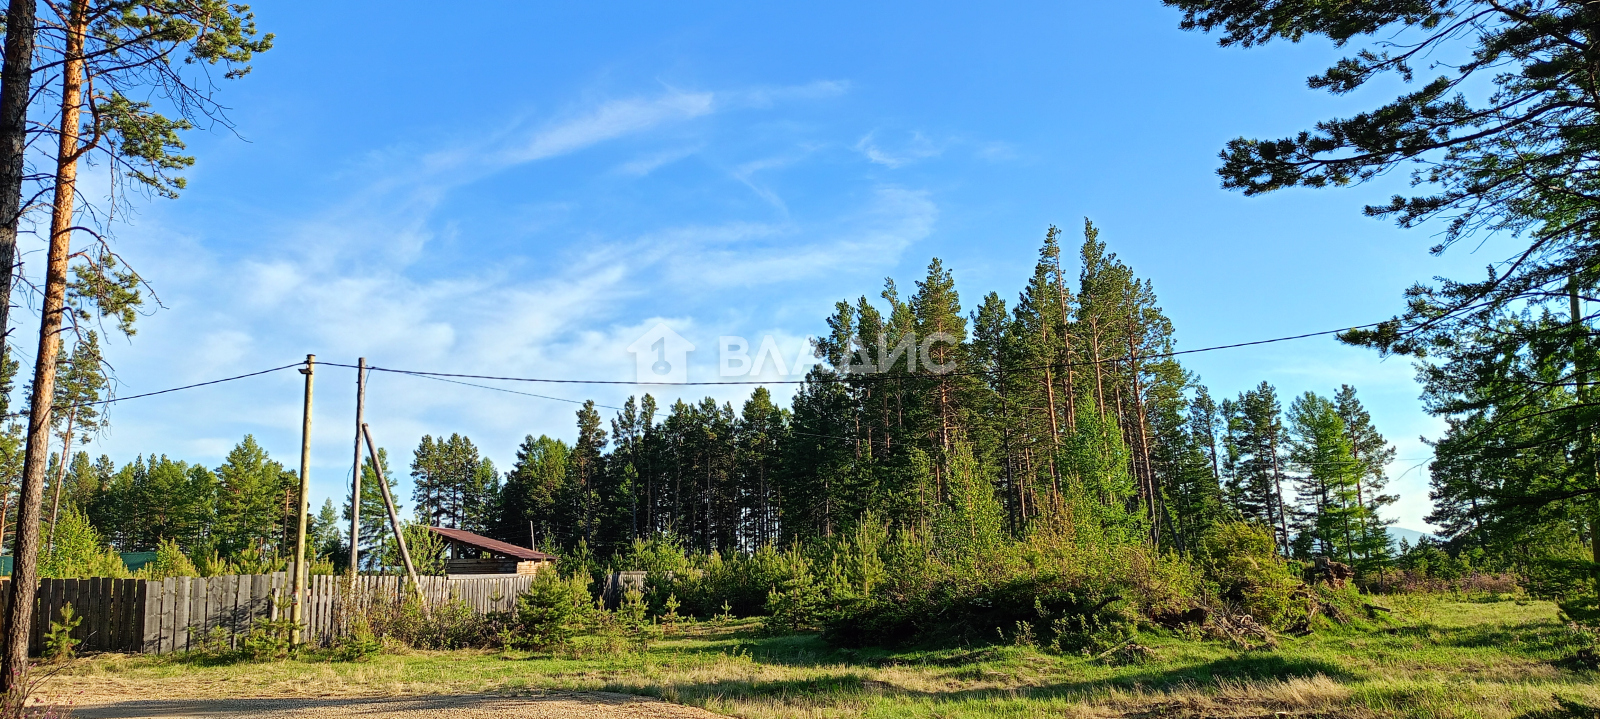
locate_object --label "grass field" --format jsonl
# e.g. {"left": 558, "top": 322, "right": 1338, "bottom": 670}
{"left": 58, "top": 596, "right": 1600, "bottom": 718}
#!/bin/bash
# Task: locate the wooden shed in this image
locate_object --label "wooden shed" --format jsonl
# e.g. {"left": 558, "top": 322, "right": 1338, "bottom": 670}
{"left": 426, "top": 527, "right": 557, "bottom": 577}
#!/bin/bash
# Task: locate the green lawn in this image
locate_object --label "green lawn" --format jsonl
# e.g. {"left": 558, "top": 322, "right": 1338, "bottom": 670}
{"left": 63, "top": 597, "right": 1600, "bottom": 718}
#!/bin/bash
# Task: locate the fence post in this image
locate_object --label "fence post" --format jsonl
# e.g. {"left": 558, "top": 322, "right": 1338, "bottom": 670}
{"left": 139, "top": 580, "right": 157, "bottom": 653}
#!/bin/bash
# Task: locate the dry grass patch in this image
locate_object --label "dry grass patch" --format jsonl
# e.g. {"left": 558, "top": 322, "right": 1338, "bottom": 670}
{"left": 47, "top": 599, "right": 1600, "bottom": 719}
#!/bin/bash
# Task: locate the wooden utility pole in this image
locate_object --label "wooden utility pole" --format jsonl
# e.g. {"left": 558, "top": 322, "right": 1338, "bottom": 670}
{"left": 362, "top": 423, "right": 424, "bottom": 603}
{"left": 291, "top": 354, "right": 314, "bottom": 645}
{"left": 349, "top": 357, "right": 366, "bottom": 576}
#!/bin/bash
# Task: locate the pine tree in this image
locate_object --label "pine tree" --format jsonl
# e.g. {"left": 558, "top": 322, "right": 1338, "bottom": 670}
{"left": 0, "top": 347, "right": 21, "bottom": 554}
{"left": 1225, "top": 383, "right": 1291, "bottom": 554}
{"left": 410, "top": 435, "right": 443, "bottom": 525}
{"left": 500, "top": 435, "right": 568, "bottom": 551}
{"left": 782, "top": 369, "right": 856, "bottom": 541}
{"left": 1334, "top": 385, "right": 1397, "bottom": 567}
{"left": 1287, "top": 392, "right": 1365, "bottom": 563}
{"left": 4, "top": 0, "right": 271, "bottom": 685}
{"left": 410, "top": 433, "right": 492, "bottom": 529}
{"left": 344, "top": 447, "right": 400, "bottom": 570}
{"left": 602, "top": 397, "right": 646, "bottom": 547}
{"left": 968, "top": 290, "right": 1023, "bottom": 531}
{"left": 213, "top": 436, "right": 294, "bottom": 558}
{"left": 934, "top": 437, "right": 1005, "bottom": 555}
{"left": 559, "top": 401, "right": 607, "bottom": 549}
{"left": 1156, "top": 385, "right": 1223, "bottom": 552}
{"left": 311, "top": 499, "right": 343, "bottom": 565}
{"left": 736, "top": 388, "right": 786, "bottom": 548}
{"left": 911, "top": 257, "right": 968, "bottom": 493}
{"left": 45, "top": 330, "right": 107, "bottom": 545}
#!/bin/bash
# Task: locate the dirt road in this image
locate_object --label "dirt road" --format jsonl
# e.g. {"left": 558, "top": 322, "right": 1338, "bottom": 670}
{"left": 71, "top": 693, "right": 723, "bottom": 719}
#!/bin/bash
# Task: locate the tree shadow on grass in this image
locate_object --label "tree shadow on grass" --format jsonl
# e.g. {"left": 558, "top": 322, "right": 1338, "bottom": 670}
{"left": 604, "top": 652, "right": 1356, "bottom": 708}
{"left": 1017, "top": 652, "right": 1357, "bottom": 700}
{"left": 1397, "top": 618, "right": 1589, "bottom": 657}
{"left": 651, "top": 630, "right": 862, "bottom": 668}
{"left": 74, "top": 692, "right": 673, "bottom": 719}
{"left": 1511, "top": 696, "right": 1600, "bottom": 719}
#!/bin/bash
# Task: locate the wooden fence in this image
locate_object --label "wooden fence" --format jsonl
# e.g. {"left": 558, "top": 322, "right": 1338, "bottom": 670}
{"left": 0, "top": 572, "right": 540, "bottom": 655}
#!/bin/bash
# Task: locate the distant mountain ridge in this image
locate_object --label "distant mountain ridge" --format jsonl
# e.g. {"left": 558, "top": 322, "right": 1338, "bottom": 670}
{"left": 1387, "top": 527, "right": 1435, "bottom": 546}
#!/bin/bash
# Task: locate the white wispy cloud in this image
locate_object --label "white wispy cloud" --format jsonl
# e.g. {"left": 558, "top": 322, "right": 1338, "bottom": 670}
{"left": 855, "top": 131, "right": 944, "bottom": 168}
{"left": 510, "top": 91, "right": 716, "bottom": 165}
{"left": 76, "top": 77, "right": 944, "bottom": 509}
{"left": 732, "top": 80, "right": 850, "bottom": 108}
{"left": 616, "top": 144, "right": 704, "bottom": 176}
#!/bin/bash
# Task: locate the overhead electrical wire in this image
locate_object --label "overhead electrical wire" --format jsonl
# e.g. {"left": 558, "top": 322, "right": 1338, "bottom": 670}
{"left": 0, "top": 361, "right": 304, "bottom": 420}
{"left": 0, "top": 318, "right": 1392, "bottom": 421}
{"left": 318, "top": 320, "right": 1392, "bottom": 387}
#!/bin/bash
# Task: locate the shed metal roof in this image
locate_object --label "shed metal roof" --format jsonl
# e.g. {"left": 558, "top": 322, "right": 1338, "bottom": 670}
{"left": 426, "top": 526, "right": 557, "bottom": 561}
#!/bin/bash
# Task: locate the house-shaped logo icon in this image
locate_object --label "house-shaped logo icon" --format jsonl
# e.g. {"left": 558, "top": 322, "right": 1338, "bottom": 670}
{"left": 626, "top": 323, "right": 695, "bottom": 384}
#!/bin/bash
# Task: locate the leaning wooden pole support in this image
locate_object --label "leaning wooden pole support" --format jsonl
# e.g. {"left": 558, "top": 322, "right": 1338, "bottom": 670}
{"left": 361, "top": 422, "right": 426, "bottom": 607}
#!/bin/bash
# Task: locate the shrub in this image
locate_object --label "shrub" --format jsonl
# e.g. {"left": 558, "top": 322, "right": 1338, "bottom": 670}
{"left": 821, "top": 494, "right": 1203, "bottom": 649}
{"left": 330, "top": 617, "right": 383, "bottom": 661}
{"left": 762, "top": 546, "right": 822, "bottom": 634}
{"left": 40, "top": 506, "right": 126, "bottom": 579}
{"left": 43, "top": 605, "right": 81, "bottom": 664}
{"left": 1198, "top": 522, "right": 1314, "bottom": 631}
{"left": 614, "top": 535, "right": 820, "bottom": 620}
{"left": 823, "top": 571, "right": 1142, "bottom": 650}
{"left": 512, "top": 571, "right": 593, "bottom": 652}
{"left": 616, "top": 588, "right": 658, "bottom": 653}
{"left": 1395, "top": 538, "right": 1468, "bottom": 581}
{"left": 1052, "top": 609, "right": 1134, "bottom": 655}
{"left": 1525, "top": 556, "right": 1592, "bottom": 599}
{"left": 361, "top": 592, "right": 507, "bottom": 650}
{"left": 190, "top": 626, "right": 235, "bottom": 661}
{"left": 660, "top": 593, "right": 682, "bottom": 635}
{"left": 1559, "top": 595, "right": 1600, "bottom": 627}
{"left": 137, "top": 539, "right": 199, "bottom": 580}
{"left": 241, "top": 617, "right": 297, "bottom": 661}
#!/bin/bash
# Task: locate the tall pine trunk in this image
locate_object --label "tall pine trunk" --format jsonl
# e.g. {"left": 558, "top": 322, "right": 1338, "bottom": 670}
{"left": 2, "top": 0, "right": 85, "bottom": 687}
{"left": 1571, "top": 275, "right": 1600, "bottom": 598}
{"left": 1127, "top": 332, "right": 1161, "bottom": 549}
{"left": 1270, "top": 435, "right": 1291, "bottom": 557}
{"left": 1090, "top": 318, "right": 1106, "bottom": 417}
{"left": 0, "top": 0, "right": 38, "bottom": 360}
{"left": 1051, "top": 245, "right": 1076, "bottom": 430}
{"left": 1041, "top": 364, "right": 1061, "bottom": 493}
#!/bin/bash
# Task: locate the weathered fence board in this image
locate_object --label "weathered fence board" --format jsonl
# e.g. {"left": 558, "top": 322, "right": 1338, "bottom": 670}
{"left": 0, "top": 571, "right": 540, "bottom": 656}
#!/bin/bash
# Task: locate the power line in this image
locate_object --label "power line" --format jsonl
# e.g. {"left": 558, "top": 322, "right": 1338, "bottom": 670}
{"left": 377, "top": 344, "right": 1440, "bottom": 457}
{"left": 0, "top": 362, "right": 302, "bottom": 419}
{"left": 0, "top": 318, "right": 1387, "bottom": 422}
{"left": 399, "top": 371, "right": 625, "bottom": 412}
{"left": 394, "top": 367, "right": 860, "bottom": 444}
{"left": 319, "top": 320, "right": 1389, "bottom": 387}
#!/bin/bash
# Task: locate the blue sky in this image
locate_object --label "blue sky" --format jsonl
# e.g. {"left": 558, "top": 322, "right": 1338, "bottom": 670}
{"left": 27, "top": 2, "right": 1516, "bottom": 531}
